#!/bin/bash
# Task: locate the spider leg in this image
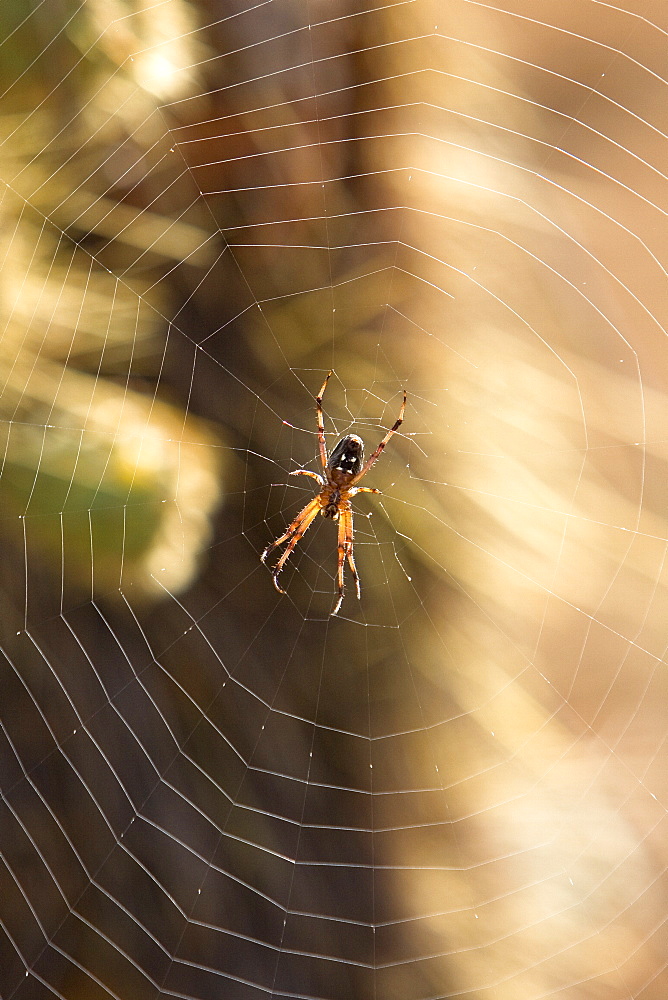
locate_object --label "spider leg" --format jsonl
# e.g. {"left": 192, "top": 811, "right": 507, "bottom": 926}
{"left": 261, "top": 497, "right": 320, "bottom": 565}
{"left": 290, "top": 469, "right": 325, "bottom": 486}
{"left": 263, "top": 499, "right": 321, "bottom": 594}
{"left": 332, "top": 505, "right": 359, "bottom": 615}
{"left": 349, "top": 486, "right": 381, "bottom": 496}
{"left": 315, "top": 371, "right": 332, "bottom": 471}
{"left": 344, "top": 508, "right": 361, "bottom": 601}
{"left": 351, "top": 389, "right": 406, "bottom": 485}
{"left": 332, "top": 510, "right": 347, "bottom": 616}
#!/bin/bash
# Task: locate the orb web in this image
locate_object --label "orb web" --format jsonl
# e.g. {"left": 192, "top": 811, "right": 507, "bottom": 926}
{"left": 1, "top": 2, "right": 667, "bottom": 999}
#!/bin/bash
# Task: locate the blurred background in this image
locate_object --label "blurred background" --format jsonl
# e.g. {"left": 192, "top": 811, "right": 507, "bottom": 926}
{"left": 1, "top": 0, "right": 667, "bottom": 998}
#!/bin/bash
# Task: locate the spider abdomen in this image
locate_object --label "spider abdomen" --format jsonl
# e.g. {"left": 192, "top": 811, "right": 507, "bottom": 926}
{"left": 327, "top": 434, "right": 364, "bottom": 477}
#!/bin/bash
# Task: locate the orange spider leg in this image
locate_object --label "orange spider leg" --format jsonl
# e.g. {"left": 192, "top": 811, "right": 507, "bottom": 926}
{"left": 332, "top": 505, "right": 358, "bottom": 616}
{"left": 351, "top": 389, "right": 406, "bottom": 485}
{"left": 290, "top": 468, "right": 324, "bottom": 486}
{"left": 260, "top": 497, "right": 318, "bottom": 565}
{"left": 344, "top": 509, "right": 361, "bottom": 602}
{"left": 261, "top": 498, "right": 321, "bottom": 594}
{"left": 350, "top": 486, "right": 381, "bottom": 496}
{"left": 315, "top": 371, "right": 332, "bottom": 470}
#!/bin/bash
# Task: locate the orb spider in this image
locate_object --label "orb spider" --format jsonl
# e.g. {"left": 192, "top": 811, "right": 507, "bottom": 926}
{"left": 261, "top": 372, "right": 406, "bottom": 616}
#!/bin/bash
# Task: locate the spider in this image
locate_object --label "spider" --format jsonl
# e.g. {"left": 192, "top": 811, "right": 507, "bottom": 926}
{"left": 261, "top": 372, "right": 406, "bottom": 616}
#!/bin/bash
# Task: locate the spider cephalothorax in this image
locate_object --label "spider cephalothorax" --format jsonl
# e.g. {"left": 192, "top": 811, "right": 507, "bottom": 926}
{"left": 261, "top": 373, "right": 406, "bottom": 615}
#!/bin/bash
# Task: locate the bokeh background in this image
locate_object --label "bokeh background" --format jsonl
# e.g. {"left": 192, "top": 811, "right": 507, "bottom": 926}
{"left": 1, "top": 1, "right": 667, "bottom": 998}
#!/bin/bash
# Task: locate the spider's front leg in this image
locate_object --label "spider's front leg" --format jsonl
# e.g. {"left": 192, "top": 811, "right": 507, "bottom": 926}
{"left": 332, "top": 506, "right": 359, "bottom": 616}
{"left": 261, "top": 498, "right": 321, "bottom": 593}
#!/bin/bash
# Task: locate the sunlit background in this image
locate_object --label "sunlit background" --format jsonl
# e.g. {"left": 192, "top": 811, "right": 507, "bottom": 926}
{"left": 1, "top": 1, "right": 667, "bottom": 998}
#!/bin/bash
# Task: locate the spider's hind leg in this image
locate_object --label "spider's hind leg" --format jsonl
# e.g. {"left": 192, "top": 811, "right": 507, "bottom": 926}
{"left": 315, "top": 371, "right": 332, "bottom": 471}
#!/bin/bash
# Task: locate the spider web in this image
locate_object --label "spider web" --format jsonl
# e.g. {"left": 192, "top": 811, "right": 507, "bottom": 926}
{"left": 1, "top": 1, "right": 667, "bottom": 998}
